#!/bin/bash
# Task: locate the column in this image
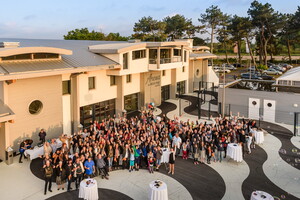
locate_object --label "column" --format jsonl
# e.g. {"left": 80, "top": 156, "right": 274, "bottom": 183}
{"left": 170, "top": 69, "right": 177, "bottom": 99}
{"left": 116, "top": 76, "right": 124, "bottom": 116}
{"left": 70, "top": 74, "right": 81, "bottom": 133}
{"left": 157, "top": 47, "right": 161, "bottom": 69}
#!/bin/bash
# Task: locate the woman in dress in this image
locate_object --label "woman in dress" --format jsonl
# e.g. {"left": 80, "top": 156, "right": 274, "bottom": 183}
{"left": 199, "top": 141, "right": 206, "bottom": 164}
{"left": 168, "top": 148, "right": 175, "bottom": 175}
{"left": 193, "top": 144, "right": 200, "bottom": 165}
{"left": 55, "top": 161, "right": 66, "bottom": 190}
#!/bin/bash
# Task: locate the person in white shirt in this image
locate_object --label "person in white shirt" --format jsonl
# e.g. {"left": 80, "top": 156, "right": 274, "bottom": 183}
{"left": 172, "top": 133, "right": 182, "bottom": 156}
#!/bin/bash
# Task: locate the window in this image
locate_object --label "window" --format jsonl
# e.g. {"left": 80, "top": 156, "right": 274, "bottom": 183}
{"left": 124, "top": 93, "right": 139, "bottom": 112}
{"left": 110, "top": 76, "right": 116, "bottom": 86}
{"left": 123, "top": 53, "right": 128, "bottom": 69}
{"left": 88, "top": 77, "right": 96, "bottom": 90}
{"left": 184, "top": 50, "right": 187, "bottom": 62}
{"left": 29, "top": 100, "right": 43, "bottom": 115}
{"left": 33, "top": 53, "right": 59, "bottom": 59}
{"left": 174, "top": 49, "right": 181, "bottom": 56}
{"left": 182, "top": 66, "right": 185, "bottom": 72}
{"left": 2, "top": 53, "right": 31, "bottom": 61}
{"left": 132, "top": 50, "right": 146, "bottom": 60}
{"left": 62, "top": 80, "right": 71, "bottom": 95}
{"left": 162, "top": 70, "right": 166, "bottom": 76}
{"left": 126, "top": 74, "right": 132, "bottom": 83}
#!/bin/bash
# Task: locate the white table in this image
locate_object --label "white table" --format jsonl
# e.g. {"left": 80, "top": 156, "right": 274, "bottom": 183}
{"left": 226, "top": 143, "right": 243, "bottom": 162}
{"left": 24, "top": 146, "right": 44, "bottom": 160}
{"left": 149, "top": 180, "right": 168, "bottom": 200}
{"left": 79, "top": 179, "right": 99, "bottom": 200}
{"left": 253, "top": 131, "right": 264, "bottom": 144}
{"left": 161, "top": 148, "right": 171, "bottom": 163}
{"left": 251, "top": 191, "right": 274, "bottom": 200}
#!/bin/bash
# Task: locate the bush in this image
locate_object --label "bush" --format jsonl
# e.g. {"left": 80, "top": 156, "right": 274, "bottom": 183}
{"left": 257, "top": 64, "right": 268, "bottom": 70}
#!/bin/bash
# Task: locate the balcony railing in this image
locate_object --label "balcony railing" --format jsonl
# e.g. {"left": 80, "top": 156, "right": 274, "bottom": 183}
{"left": 149, "top": 57, "right": 182, "bottom": 64}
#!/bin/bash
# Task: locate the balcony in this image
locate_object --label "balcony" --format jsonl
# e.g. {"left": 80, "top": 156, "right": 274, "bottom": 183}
{"left": 148, "top": 57, "right": 183, "bottom": 71}
{"left": 149, "top": 57, "right": 182, "bottom": 64}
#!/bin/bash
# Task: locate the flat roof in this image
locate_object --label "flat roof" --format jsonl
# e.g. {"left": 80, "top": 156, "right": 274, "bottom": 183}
{"left": 190, "top": 52, "right": 217, "bottom": 59}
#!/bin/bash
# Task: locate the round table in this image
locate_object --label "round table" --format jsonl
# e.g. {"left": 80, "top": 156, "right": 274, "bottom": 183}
{"left": 226, "top": 143, "right": 243, "bottom": 162}
{"left": 251, "top": 191, "right": 274, "bottom": 200}
{"left": 161, "top": 148, "right": 171, "bottom": 163}
{"left": 79, "top": 179, "right": 99, "bottom": 200}
{"left": 254, "top": 131, "right": 264, "bottom": 144}
{"left": 149, "top": 180, "right": 168, "bottom": 200}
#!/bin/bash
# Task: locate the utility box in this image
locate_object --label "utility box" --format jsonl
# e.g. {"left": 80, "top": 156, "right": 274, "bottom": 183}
{"left": 5, "top": 147, "right": 13, "bottom": 165}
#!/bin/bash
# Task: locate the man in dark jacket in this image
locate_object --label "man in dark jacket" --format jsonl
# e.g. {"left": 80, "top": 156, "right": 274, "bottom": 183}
{"left": 39, "top": 129, "right": 46, "bottom": 143}
{"left": 44, "top": 160, "right": 53, "bottom": 195}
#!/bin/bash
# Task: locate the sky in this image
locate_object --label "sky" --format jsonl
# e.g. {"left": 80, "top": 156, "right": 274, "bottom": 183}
{"left": 0, "top": 0, "right": 298, "bottom": 39}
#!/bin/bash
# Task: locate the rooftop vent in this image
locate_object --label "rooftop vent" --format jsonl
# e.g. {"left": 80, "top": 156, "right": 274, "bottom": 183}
{"left": 128, "top": 39, "right": 141, "bottom": 43}
{"left": 0, "top": 42, "right": 20, "bottom": 48}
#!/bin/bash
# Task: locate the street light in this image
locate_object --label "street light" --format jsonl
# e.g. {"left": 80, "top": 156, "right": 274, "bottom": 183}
{"left": 222, "top": 63, "right": 226, "bottom": 117}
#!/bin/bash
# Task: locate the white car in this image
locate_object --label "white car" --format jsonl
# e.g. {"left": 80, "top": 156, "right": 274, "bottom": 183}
{"left": 263, "top": 68, "right": 282, "bottom": 75}
{"left": 222, "top": 64, "right": 236, "bottom": 70}
{"left": 213, "top": 66, "right": 231, "bottom": 73}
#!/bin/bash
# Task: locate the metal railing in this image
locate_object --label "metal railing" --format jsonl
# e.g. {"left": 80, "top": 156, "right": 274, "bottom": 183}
{"left": 149, "top": 57, "right": 181, "bottom": 65}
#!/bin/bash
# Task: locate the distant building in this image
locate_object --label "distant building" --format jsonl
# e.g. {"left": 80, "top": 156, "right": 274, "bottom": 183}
{"left": 0, "top": 39, "right": 216, "bottom": 160}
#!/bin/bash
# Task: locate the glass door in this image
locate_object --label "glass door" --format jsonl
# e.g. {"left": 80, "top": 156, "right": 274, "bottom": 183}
{"left": 294, "top": 112, "right": 300, "bottom": 136}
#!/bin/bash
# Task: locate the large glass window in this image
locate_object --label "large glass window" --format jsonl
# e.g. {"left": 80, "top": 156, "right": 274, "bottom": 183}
{"left": 62, "top": 80, "right": 71, "bottom": 95}
{"left": 33, "top": 53, "right": 59, "bottom": 59}
{"left": 149, "top": 49, "right": 157, "bottom": 64}
{"left": 123, "top": 53, "right": 128, "bottom": 69}
{"left": 132, "top": 50, "right": 146, "bottom": 60}
{"left": 88, "top": 77, "right": 96, "bottom": 90}
{"left": 2, "top": 53, "right": 31, "bottom": 61}
{"left": 161, "top": 85, "right": 170, "bottom": 102}
{"left": 124, "top": 93, "right": 139, "bottom": 113}
{"left": 174, "top": 49, "right": 181, "bottom": 56}
{"left": 160, "top": 49, "right": 171, "bottom": 64}
{"left": 80, "top": 99, "right": 116, "bottom": 128}
{"left": 177, "top": 81, "right": 186, "bottom": 95}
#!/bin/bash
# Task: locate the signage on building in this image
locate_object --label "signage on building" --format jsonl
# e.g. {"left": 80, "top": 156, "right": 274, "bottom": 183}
{"left": 145, "top": 73, "right": 161, "bottom": 87}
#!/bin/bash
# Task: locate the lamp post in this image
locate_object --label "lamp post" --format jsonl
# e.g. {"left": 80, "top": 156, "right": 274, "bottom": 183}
{"left": 222, "top": 63, "right": 226, "bottom": 117}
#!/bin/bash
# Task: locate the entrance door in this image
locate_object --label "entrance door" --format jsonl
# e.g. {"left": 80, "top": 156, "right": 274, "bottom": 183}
{"left": 248, "top": 98, "right": 260, "bottom": 120}
{"left": 161, "top": 85, "right": 170, "bottom": 102}
{"left": 263, "top": 99, "right": 276, "bottom": 122}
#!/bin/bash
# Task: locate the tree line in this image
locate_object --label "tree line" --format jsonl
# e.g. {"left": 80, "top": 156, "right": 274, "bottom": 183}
{"left": 64, "top": 0, "right": 300, "bottom": 65}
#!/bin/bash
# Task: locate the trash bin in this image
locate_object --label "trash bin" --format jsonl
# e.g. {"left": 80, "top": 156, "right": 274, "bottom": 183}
{"left": 5, "top": 147, "right": 13, "bottom": 165}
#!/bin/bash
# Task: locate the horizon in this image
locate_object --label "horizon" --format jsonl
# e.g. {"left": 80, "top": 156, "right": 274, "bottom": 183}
{"left": 0, "top": 0, "right": 299, "bottom": 40}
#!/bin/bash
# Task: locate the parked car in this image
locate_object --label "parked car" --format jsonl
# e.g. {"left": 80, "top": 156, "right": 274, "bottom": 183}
{"left": 222, "top": 64, "right": 237, "bottom": 70}
{"left": 260, "top": 74, "right": 274, "bottom": 80}
{"left": 233, "top": 63, "right": 244, "bottom": 68}
{"left": 280, "top": 63, "right": 293, "bottom": 70}
{"left": 213, "top": 66, "right": 231, "bottom": 73}
{"left": 240, "top": 73, "right": 261, "bottom": 80}
{"left": 270, "top": 65, "right": 285, "bottom": 72}
{"left": 263, "top": 68, "right": 282, "bottom": 75}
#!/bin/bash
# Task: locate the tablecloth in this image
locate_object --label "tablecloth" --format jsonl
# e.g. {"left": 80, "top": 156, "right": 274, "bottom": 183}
{"left": 161, "top": 148, "right": 171, "bottom": 163}
{"left": 226, "top": 143, "right": 243, "bottom": 162}
{"left": 253, "top": 131, "right": 264, "bottom": 144}
{"left": 149, "top": 180, "right": 168, "bottom": 200}
{"left": 251, "top": 191, "right": 274, "bottom": 200}
{"left": 24, "top": 146, "right": 44, "bottom": 160}
{"left": 24, "top": 139, "right": 63, "bottom": 160}
{"left": 79, "top": 179, "right": 99, "bottom": 200}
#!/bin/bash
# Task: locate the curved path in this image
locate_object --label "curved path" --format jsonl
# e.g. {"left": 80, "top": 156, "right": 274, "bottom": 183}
{"left": 260, "top": 121, "right": 300, "bottom": 170}
{"left": 47, "top": 188, "right": 133, "bottom": 200}
{"left": 261, "top": 133, "right": 300, "bottom": 199}
{"left": 180, "top": 95, "right": 219, "bottom": 118}
{"left": 242, "top": 143, "right": 299, "bottom": 200}
{"left": 157, "top": 101, "right": 177, "bottom": 119}
{"left": 30, "top": 156, "right": 225, "bottom": 200}
{"left": 205, "top": 157, "right": 250, "bottom": 200}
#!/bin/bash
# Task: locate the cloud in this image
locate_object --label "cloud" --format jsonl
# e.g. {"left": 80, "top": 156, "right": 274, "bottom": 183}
{"left": 23, "top": 15, "right": 37, "bottom": 20}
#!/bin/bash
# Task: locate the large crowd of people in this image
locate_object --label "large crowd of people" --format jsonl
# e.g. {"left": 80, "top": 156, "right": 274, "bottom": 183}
{"left": 31, "top": 110, "right": 258, "bottom": 195}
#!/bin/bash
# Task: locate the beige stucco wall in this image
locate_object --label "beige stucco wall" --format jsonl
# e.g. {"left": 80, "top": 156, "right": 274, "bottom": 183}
{"left": 144, "top": 71, "right": 161, "bottom": 106}
{"left": 161, "top": 69, "right": 171, "bottom": 86}
{"left": 7, "top": 75, "right": 63, "bottom": 150}
{"left": 78, "top": 70, "right": 117, "bottom": 107}
{"left": 62, "top": 74, "right": 71, "bottom": 135}
{"left": 123, "top": 73, "right": 141, "bottom": 96}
